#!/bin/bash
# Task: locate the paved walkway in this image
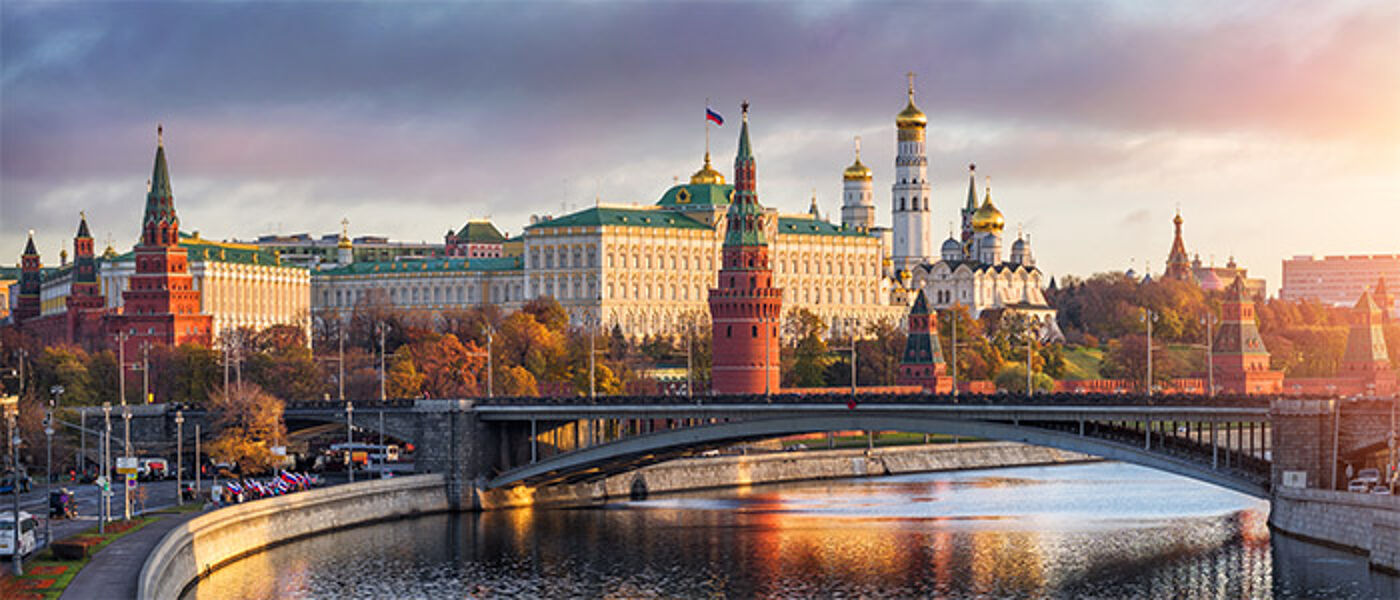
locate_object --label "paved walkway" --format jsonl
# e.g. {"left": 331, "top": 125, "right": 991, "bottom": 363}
{"left": 61, "top": 511, "right": 203, "bottom": 600}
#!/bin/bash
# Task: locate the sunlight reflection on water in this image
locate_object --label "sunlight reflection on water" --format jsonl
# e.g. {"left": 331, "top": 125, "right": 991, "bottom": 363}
{"left": 186, "top": 462, "right": 1398, "bottom": 599}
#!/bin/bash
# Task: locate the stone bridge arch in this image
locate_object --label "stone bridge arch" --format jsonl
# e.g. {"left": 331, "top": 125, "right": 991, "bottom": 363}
{"left": 488, "top": 414, "right": 1271, "bottom": 498}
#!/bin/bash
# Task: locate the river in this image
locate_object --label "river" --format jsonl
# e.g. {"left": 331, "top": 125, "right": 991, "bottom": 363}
{"left": 184, "top": 462, "right": 1398, "bottom": 599}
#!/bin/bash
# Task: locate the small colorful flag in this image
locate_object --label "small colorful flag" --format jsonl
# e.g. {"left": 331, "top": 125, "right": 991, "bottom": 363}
{"left": 706, "top": 106, "right": 724, "bottom": 126}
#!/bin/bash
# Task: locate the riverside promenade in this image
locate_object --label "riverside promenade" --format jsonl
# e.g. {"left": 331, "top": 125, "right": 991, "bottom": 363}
{"left": 61, "top": 511, "right": 203, "bottom": 600}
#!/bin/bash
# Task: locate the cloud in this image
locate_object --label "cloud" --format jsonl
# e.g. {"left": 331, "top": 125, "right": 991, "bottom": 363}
{"left": 1, "top": 1, "right": 1396, "bottom": 290}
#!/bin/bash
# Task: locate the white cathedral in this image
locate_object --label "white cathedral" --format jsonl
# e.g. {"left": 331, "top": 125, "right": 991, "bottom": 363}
{"left": 838, "top": 75, "right": 1058, "bottom": 336}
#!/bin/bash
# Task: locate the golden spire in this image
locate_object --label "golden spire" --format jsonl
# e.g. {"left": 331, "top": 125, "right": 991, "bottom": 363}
{"left": 157, "top": 123, "right": 163, "bottom": 147}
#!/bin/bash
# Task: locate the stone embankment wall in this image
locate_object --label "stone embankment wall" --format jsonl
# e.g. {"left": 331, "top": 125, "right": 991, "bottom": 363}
{"left": 480, "top": 442, "right": 1096, "bottom": 509}
{"left": 137, "top": 474, "right": 449, "bottom": 600}
{"left": 1270, "top": 486, "right": 1400, "bottom": 573}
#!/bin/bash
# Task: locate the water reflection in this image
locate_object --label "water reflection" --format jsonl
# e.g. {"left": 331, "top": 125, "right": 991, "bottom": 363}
{"left": 187, "top": 462, "right": 1398, "bottom": 599}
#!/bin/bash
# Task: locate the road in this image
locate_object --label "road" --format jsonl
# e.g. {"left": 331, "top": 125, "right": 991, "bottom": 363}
{"left": 4, "top": 478, "right": 184, "bottom": 551}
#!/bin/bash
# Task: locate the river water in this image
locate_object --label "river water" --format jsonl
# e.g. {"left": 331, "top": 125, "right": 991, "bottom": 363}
{"left": 185, "top": 462, "right": 1398, "bottom": 599}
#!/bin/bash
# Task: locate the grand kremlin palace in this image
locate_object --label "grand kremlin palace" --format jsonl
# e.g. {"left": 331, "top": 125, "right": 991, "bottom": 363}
{"left": 314, "top": 156, "right": 904, "bottom": 338}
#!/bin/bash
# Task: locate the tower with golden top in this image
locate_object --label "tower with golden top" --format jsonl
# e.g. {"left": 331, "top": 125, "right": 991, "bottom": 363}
{"left": 891, "top": 73, "right": 934, "bottom": 274}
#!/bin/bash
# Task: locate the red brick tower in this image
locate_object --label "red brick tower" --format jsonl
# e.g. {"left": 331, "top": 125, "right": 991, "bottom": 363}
{"left": 709, "top": 103, "right": 782, "bottom": 394}
{"left": 15, "top": 232, "right": 42, "bottom": 323}
{"left": 65, "top": 213, "right": 107, "bottom": 346}
{"left": 1212, "top": 275, "right": 1282, "bottom": 394}
{"left": 897, "top": 289, "right": 951, "bottom": 393}
{"left": 115, "top": 126, "right": 211, "bottom": 357}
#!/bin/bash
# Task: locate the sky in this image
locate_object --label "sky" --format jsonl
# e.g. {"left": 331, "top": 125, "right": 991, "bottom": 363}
{"left": 2, "top": 1, "right": 1397, "bottom": 292}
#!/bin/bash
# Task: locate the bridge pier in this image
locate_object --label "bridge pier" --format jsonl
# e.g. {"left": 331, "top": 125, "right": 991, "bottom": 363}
{"left": 1270, "top": 398, "right": 1335, "bottom": 491}
{"left": 411, "top": 400, "right": 499, "bottom": 511}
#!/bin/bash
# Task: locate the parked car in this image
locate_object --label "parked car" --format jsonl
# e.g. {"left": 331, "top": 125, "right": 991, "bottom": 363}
{"left": 1348, "top": 480, "right": 1371, "bottom": 493}
{"left": 1355, "top": 468, "right": 1381, "bottom": 485}
{"left": 1372, "top": 485, "right": 1392, "bottom": 496}
{"left": 0, "top": 472, "right": 33, "bottom": 494}
{"left": 0, "top": 511, "right": 38, "bottom": 557}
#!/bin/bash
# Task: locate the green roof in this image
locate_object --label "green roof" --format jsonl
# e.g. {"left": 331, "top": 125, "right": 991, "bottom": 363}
{"left": 776, "top": 216, "right": 870, "bottom": 237}
{"left": 102, "top": 233, "right": 302, "bottom": 269}
{"left": 454, "top": 220, "right": 507, "bottom": 244}
{"left": 319, "top": 256, "right": 523, "bottom": 276}
{"left": 0, "top": 267, "right": 20, "bottom": 280}
{"left": 525, "top": 206, "right": 711, "bottom": 231}
{"left": 655, "top": 182, "right": 734, "bottom": 208}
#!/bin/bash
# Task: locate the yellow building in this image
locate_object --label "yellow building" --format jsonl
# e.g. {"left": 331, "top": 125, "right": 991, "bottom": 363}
{"left": 97, "top": 233, "right": 311, "bottom": 340}
{"left": 523, "top": 153, "right": 902, "bottom": 339}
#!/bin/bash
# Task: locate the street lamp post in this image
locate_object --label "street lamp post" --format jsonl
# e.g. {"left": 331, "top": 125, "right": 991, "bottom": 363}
{"left": 175, "top": 411, "right": 184, "bottom": 506}
{"left": 338, "top": 324, "right": 345, "bottom": 401}
{"left": 950, "top": 305, "right": 959, "bottom": 398}
{"left": 589, "top": 312, "right": 596, "bottom": 400}
{"left": 1025, "top": 321, "right": 1034, "bottom": 398}
{"left": 1142, "top": 308, "right": 1156, "bottom": 397}
{"left": 1202, "top": 313, "right": 1216, "bottom": 397}
{"left": 484, "top": 326, "right": 494, "bottom": 398}
{"left": 377, "top": 323, "right": 389, "bottom": 402}
{"left": 10, "top": 414, "right": 23, "bottom": 575}
{"left": 101, "top": 402, "right": 111, "bottom": 533}
{"left": 346, "top": 401, "right": 354, "bottom": 483}
{"left": 45, "top": 385, "right": 62, "bottom": 545}
{"left": 122, "top": 408, "right": 132, "bottom": 520}
{"left": 194, "top": 424, "right": 201, "bottom": 505}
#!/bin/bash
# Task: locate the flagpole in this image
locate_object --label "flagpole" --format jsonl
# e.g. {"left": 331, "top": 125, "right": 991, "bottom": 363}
{"left": 704, "top": 97, "right": 710, "bottom": 158}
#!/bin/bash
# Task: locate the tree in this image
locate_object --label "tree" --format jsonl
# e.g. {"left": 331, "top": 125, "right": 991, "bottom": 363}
{"left": 246, "top": 326, "right": 325, "bottom": 402}
{"left": 151, "top": 343, "right": 220, "bottom": 404}
{"left": 206, "top": 383, "right": 286, "bottom": 476}
{"left": 856, "top": 318, "right": 905, "bottom": 386}
{"left": 994, "top": 364, "right": 1056, "bottom": 394}
{"left": 33, "top": 345, "right": 95, "bottom": 406}
{"left": 384, "top": 354, "right": 424, "bottom": 399}
{"left": 783, "top": 309, "right": 831, "bottom": 388}
{"left": 497, "top": 311, "right": 567, "bottom": 383}
{"left": 522, "top": 297, "right": 569, "bottom": 332}
{"left": 496, "top": 365, "right": 539, "bottom": 397}
{"left": 407, "top": 334, "right": 484, "bottom": 398}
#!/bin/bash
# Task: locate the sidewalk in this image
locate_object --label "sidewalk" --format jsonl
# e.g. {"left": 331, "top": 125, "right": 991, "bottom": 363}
{"left": 60, "top": 510, "right": 202, "bottom": 600}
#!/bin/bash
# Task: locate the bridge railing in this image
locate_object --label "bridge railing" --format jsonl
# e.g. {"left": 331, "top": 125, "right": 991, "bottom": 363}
{"left": 473, "top": 391, "right": 1291, "bottom": 408}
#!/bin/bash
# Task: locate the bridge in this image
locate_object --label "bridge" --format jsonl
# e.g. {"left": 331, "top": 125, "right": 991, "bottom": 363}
{"left": 86, "top": 393, "right": 1393, "bottom": 508}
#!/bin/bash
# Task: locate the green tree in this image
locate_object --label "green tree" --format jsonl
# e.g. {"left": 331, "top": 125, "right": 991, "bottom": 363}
{"left": 855, "top": 318, "right": 905, "bottom": 386}
{"left": 994, "top": 365, "right": 1055, "bottom": 394}
{"left": 783, "top": 309, "right": 831, "bottom": 388}
{"left": 34, "top": 345, "right": 95, "bottom": 406}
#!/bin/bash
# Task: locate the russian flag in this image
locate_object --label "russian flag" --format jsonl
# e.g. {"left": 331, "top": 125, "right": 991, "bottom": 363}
{"left": 706, "top": 106, "right": 724, "bottom": 126}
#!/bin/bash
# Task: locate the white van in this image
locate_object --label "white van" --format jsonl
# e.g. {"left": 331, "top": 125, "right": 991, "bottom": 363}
{"left": 0, "top": 511, "right": 38, "bottom": 557}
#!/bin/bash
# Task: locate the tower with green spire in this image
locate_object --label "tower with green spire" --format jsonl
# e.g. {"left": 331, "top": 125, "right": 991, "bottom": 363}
{"left": 710, "top": 102, "right": 782, "bottom": 394}
{"left": 118, "top": 125, "right": 212, "bottom": 357}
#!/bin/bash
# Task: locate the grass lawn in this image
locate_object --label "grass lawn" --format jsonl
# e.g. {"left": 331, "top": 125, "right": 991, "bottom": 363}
{"left": 1061, "top": 345, "right": 1104, "bottom": 380}
{"left": 0, "top": 516, "right": 156, "bottom": 600}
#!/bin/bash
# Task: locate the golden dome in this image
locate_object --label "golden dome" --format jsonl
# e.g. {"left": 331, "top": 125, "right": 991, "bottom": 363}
{"left": 896, "top": 100, "right": 927, "bottom": 130}
{"left": 896, "top": 75, "right": 927, "bottom": 130}
{"left": 971, "top": 187, "right": 1005, "bottom": 233}
{"left": 844, "top": 136, "right": 872, "bottom": 181}
{"left": 843, "top": 157, "right": 871, "bottom": 181}
{"left": 690, "top": 152, "right": 726, "bottom": 185}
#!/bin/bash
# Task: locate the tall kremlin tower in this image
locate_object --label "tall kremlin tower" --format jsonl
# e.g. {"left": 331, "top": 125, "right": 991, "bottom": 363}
{"left": 896, "top": 289, "right": 951, "bottom": 392}
{"left": 840, "top": 137, "right": 875, "bottom": 232}
{"left": 710, "top": 103, "right": 782, "bottom": 394}
{"left": 891, "top": 73, "right": 933, "bottom": 273}
{"left": 64, "top": 213, "right": 106, "bottom": 346}
{"left": 116, "top": 126, "right": 211, "bottom": 355}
